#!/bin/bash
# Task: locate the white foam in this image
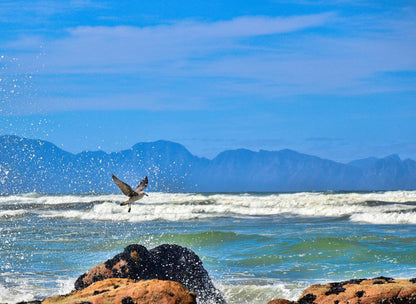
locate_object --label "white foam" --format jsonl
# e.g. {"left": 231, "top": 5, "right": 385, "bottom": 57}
{"left": 218, "top": 280, "right": 309, "bottom": 304}
{"left": 0, "top": 279, "right": 39, "bottom": 304}
{"left": 0, "top": 272, "right": 76, "bottom": 304}
{"left": 0, "top": 193, "right": 120, "bottom": 204}
{"left": 3, "top": 191, "right": 416, "bottom": 224}
{"left": 56, "top": 277, "right": 76, "bottom": 295}
{"left": 350, "top": 211, "right": 416, "bottom": 224}
{"left": 0, "top": 209, "right": 27, "bottom": 218}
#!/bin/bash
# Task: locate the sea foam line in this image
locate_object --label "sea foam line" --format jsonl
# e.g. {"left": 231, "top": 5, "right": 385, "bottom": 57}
{"left": 3, "top": 191, "right": 416, "bottom": 224}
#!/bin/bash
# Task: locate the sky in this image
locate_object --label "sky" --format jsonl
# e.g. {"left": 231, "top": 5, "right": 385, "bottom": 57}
{"left": 0, "top": 0, "right": 415, "bottom": 163}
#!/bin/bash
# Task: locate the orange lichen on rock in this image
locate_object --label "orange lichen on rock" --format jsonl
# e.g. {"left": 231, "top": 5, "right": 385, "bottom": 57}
{"left": 297, "top": 277, "right": 416, "bottom": 304}
{"left": 42, "top": 278, "right": 196, "bottom": 304}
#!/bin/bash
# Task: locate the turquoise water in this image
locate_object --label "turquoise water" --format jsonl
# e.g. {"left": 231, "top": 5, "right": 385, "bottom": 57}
{"left": 1, "top": 191, "right": 416, "bottom": 303}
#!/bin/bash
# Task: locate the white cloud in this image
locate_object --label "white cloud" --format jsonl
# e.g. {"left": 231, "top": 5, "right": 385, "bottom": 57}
{"left": 22, "top": 13, "right": 333, "bottom": 72}
{"left": 3, "top": 10, "right": 416, "bottom": 113}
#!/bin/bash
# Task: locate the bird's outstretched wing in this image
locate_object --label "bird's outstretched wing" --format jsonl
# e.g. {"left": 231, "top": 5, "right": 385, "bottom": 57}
{"left": 112, "top": 174, "right": 136, "bottom": 197}
{"left": 135, "top": 176, "right": 148, "bottom": 192}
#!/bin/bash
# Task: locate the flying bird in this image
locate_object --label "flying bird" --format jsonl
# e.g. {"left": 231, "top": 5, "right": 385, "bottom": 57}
{"left": 112, "top": 174, "right": 148, "bottom": 213}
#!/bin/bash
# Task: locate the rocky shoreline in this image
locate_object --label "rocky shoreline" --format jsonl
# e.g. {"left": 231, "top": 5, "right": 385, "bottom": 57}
{"left": 18, "top": 244, "right": 416, "bottom": 304}
{"left": 269, "top": 277, "right": 416, "bottom": 304}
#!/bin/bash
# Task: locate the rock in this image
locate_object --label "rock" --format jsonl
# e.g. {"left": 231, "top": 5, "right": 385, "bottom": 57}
{"left": 150, "top": 244, "right": 225, "bottom": 304}
{"left": 75, "top": 244, "right": 226, "bottom": 304}
{"left": 267, "top": 299, "right": 295, "bottom": 304}
{"left": 266, "top": 277, "right": 416, "bottom": 304}
{"left": 42, "top": 278, "right": 196, "bottom": 304}
{"left": 74, "top": 244, "right": 155, "bottom": 289}
{"left": 296, "top": 277, "right": 416, "bottom": 304}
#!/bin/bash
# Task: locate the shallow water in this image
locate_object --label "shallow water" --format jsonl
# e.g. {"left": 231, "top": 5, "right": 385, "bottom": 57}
{"left": 1, "top": 191, "right": 416, "bottom": 303}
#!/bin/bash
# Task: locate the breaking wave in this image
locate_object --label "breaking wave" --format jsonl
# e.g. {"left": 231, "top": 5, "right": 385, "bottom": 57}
{"left": 0, "top": 191, "right": 415, "bottom": 224}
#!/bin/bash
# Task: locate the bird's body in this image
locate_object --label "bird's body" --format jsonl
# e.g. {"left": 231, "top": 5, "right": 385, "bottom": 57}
{"left": 112, "top": 174, "right": 148, "bottom": 212}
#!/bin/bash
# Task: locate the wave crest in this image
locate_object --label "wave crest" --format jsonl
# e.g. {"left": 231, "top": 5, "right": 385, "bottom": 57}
{"left": 1, "top": 191, "right": 415, "bottom": 224}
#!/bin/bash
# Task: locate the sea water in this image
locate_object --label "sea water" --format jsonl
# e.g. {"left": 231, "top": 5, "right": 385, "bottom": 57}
{"left": 1, "top": 191, "right": 416, "bottom": 303}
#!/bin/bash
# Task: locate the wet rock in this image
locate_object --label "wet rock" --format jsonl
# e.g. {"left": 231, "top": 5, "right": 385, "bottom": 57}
{"left": 297, "top": 277, "right": 416, "bottom": 304}
{"left": 150, "top": 244, "right": 225, "bottom": 304}
{"left": 324, "top": 282, "right": 346, "bottom": 295}
{"left": 324, "top": 279, "right": 367, "bottom": 296}
{"left": 42, "top": 278, "right": 196, "bottom": 304}
{"left": 297, "top": 293, "right": 317, "bottom": 304}
{"left": 266, "top": 277, "right": 416, "bottom": 304}
{"left": 75, "top": 244, "right": 226, "bottom": 304}
{"left": 374, "top": 276, "right": 394, "bottom": 282}
{"left": 267, "top": 299, "right": 295, "bottom": 304}
{"left": 74, "top": 244, "right": 155, "bottom": 290}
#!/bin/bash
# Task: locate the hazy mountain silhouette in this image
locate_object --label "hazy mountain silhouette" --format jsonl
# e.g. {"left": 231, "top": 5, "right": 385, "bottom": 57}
{"left": 0, "top": 135, "right": 415, "bottom": 193}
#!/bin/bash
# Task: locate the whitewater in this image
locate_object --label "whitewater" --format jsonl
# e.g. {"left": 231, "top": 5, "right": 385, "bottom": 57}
{"left": 1, "top": 191, "right": 416, "bottom": 303}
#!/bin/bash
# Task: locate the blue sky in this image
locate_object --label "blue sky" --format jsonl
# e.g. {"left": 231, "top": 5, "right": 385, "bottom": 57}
{"left": 0, "top": 0, "right": 415, "bottom": 162}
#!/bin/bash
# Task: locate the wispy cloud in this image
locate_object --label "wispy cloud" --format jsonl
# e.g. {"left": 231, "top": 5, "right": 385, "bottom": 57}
{"left": 30, "top": 13, "right": 333, "bottom": 71}
{"left": 3, "top": 8, "right": 416, "bottom": 113}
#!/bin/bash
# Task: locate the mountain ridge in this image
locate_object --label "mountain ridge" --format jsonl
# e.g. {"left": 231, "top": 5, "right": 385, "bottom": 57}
{"left": 0, "top": 135, "right": 415, "bottom": 193}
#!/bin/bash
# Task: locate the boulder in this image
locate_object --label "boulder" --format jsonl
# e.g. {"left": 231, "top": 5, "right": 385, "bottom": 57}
{"left": 42, "top": 278, "right": 196, "bottom": 304}
{"left": 268, "top": 277, "right": 416, "bottom": 304}
{"left": 75, "top": 244, "right": 226, "bottom": 304}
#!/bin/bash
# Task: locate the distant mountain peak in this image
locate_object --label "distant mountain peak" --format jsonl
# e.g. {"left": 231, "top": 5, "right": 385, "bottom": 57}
{"left": 132, "top": 139, "right": 187, "bottom": 150}
{"left": 384, "top": 154, "right": 401, "bottom": 161}
{"left": 213, "top": 148, "right": 257, "bottom": 161}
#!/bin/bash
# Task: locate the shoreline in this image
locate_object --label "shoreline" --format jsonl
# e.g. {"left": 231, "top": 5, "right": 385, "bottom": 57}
{"left": 15, "top": 244, "right": 416, "bottom": 304}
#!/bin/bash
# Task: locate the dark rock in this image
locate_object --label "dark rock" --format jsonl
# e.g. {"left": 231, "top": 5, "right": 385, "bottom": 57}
{"left": 74, "top": 244, "right": 155, "bottom": 290}
{"left": 378, "top": 295, "right": 416, "bottom": 304}
{"left": 75, "top": 244, "right": 226, "bottom": 304}
{"left": 75, "top": 273, "right": 87, "bottom": 289}
{"left": 324, "top": 279, "right": 368, "bottom": 296}
{"left": 344, "top": 279, "right": 366, "bottom": 285}
{"left": 374, "top": 276, "right": 394, "bottom": 283}
{"left": 325, "top": 283, "right": 345, "bottom": 295}
{"left": 93, "top": 289, "right": 109, "bottom": 295}
{"left": 267, "top": 300, "right": 295, "bottom": 304}
{"left": 149, "top": 244, "right": 225, "bottom": 304}
{"left": 298, "top": 293, "right": 317, "bottom": 304}
{"left": 121, "top": 296, "right": 135, "bottom": 304}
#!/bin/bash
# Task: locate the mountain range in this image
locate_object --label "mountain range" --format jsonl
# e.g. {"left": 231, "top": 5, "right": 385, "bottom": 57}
{"left": 0, "top": 135, "right": 415, "bottom": 193}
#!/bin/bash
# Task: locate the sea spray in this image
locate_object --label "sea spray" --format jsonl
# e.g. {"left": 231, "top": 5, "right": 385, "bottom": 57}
{"left": 1, "top": 191, "right": 416, "bottom": 303}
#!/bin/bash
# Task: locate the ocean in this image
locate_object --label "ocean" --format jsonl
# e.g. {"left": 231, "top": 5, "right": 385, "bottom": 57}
{"left": 1, "top": 191, "right": 416, "bottom": 303}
